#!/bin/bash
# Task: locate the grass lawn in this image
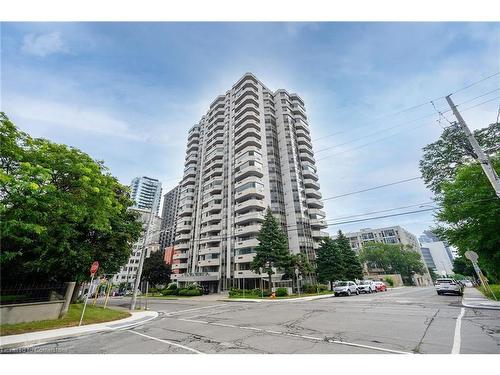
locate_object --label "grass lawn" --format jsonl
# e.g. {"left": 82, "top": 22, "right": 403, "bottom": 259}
{"left": 143, "top": 294, "right": 201, "bottom": 299}
{"left": 478, "top": 284, "right": 500, "bottom": 301}
{"left": 0, "top": 304, "right": 130, "bottom": 337}
{"left": 229, "top": 291, "right": 334, "bottom": 299}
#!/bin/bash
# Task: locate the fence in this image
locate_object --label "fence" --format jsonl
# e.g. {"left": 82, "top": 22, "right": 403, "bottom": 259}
{"left": 0, "top": 282, "right": 68, "bottom": 306}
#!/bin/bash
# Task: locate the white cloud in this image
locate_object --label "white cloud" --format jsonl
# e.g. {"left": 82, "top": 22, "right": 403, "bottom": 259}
{"left": 21, "top": 31, "right": 66, "bottom": 57}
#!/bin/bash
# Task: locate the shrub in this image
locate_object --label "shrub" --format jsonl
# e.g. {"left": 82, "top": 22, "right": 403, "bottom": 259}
{"left": 228, "top": 288, "right": 243, "bottom": 297}
{"left": 178, "top": 288, "right": 202, "bottom": 296}
{"left": 384, "top": 277, "right": 394, "bottom": 287}
{"left": 148, "top": 287, "right": 157, "bottom": 294}
{"left": 166, "top": 282, "right": 178, "bottom": 290}
{"left": 161, "top": 288, "right": 178, "bottom": 296}
{"left": 250, "top": 288, "right": 262, "bottom": 295}
{"left": 276, "top": 287, "right": 288, "bottom": 297}
{"left": 262, "top": 290, "right": 272, "bottom": 297}
{"left": 317, "top": 284, "right": 328, "bottom": 292}
{"left": 186, "top": 282, "right": 200, "bottom": 290}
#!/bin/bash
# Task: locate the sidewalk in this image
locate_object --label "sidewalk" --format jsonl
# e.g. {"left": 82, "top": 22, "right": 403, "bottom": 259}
{"left": 220, "top": 293, "right": 336, "bottom": 303}
{"left": 0, "top": 310, "right": 158, "bottom": 350}
{"left": 462, "top": 287, "right": 500, "bottom": 310}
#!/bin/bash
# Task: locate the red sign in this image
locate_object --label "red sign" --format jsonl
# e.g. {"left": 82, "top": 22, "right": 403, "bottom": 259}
{"left": 90, "top": 261, "right": 99, "bottom": 276}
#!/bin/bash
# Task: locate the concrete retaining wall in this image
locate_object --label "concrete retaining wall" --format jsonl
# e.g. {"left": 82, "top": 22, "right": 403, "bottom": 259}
{"left": 1, "top": 300, "right": 65, "bottom": 324}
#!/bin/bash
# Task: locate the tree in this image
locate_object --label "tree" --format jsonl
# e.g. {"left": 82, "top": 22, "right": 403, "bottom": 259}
{"left": 359, "top": 242, "right": 426, "bottom": 285}
{"left": 0, "top": 113, "right": 142, "bottom": 286}
{"left": 434, "top": 156, "right": 500, "bottom": 282}
{"left": 142, "top": 250, "right": 171, "bottom": 287}
{"left": 336, "top": 230, "right": 364, "bottom": 281}
{"left": 250, "top": 208, "right": 292, "bottom": 292}
{"left": 281, "top": 252, "right": 314, "bottom": 281}
{"left": 452, "top": 256, "right": 475, "bottom": 278}
{"left": 419, "top": 122, "right": 499, "bottom": 194}
{"left": 315, "top": 237, "right": 343, "bottom": 290}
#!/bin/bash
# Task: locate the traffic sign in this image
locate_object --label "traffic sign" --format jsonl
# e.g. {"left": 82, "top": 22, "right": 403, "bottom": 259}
{"left": 90, "top": 261, "right": 99, "bottom": 276}
{"left": 465, "top": 251, "right": 478, "bottom": 262}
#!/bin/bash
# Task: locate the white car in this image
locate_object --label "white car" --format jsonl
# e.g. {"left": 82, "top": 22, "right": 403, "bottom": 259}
{"left": 357, "top": 280, "right": 377, "bottom": 294}
{"left": 435, "top": 278, "right": 464, "bottom": 296}
{"left": 334, "top": 281, "right": 359, "bottom": 296}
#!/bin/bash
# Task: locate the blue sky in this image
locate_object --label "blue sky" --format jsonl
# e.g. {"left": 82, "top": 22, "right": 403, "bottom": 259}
{"left": 1, "top": 22, "right": 499, "bottom": 238}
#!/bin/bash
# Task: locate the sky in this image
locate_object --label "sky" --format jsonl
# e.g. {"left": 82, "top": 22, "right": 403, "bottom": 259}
{"left": 1, "top": 22, "right": 499, "bottom": 239}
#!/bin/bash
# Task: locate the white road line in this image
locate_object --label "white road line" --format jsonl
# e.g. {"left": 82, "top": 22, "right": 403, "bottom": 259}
{"left": 178, "top": 319, "right": 209, "bottom": 324}
{"left": 165, "top": 304, "right": 227, "bottom": 316}
{"left": 451, "top": 307, "right": 465, "bottom": 354}
{"left": 184, "top": 309, "right": 235, "bottom": 319}
{"left": 211, "top": 323, "right": 237, "bottom": 328}
{"left": 171, "top": 317, "right": 412, "bottom": 354}
{"left": 129, "top": 330, "right": 204, "bottom": 354}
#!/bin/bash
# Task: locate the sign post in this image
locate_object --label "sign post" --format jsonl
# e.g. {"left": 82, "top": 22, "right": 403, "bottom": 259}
{"left": 79, "top": 261, "right": 99, "bottom": 326}
{"left": 465, "top": 251, "right": 497, "bottom": 301}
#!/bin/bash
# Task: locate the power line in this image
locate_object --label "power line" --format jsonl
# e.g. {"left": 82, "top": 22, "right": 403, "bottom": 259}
{"left": 326, "top": 208, "right": 437, "bottom": 227}
{"left": 322, "top": 177, "right": 422, "bottom": 201}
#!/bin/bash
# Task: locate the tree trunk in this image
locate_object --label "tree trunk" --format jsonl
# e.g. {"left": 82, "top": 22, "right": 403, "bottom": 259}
{"left": 330, "top": 280, "right": 334, "bottom": 291}
{"left": 268, "top": 273, "right": 272, "bottom": 293}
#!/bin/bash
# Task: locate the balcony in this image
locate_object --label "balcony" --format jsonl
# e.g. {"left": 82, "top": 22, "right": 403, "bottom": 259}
{"left": 235, "top": 224, "right": 261, "bottom": 236}
{"left": 201, "top": 213, "right": 222, "bottom": 224}
{"left": 234, "top": 211, "right": 265, "bottom": 225}
{"left": 203, "top": 183, "right": 223, "bottom": 196}
{"left": 187, "top": 143, "right": 199, "bottom": 153}
{"left": 176, "top": 233, "right": 191, "bottom": 241}
{"left": 296, "top": 128, "right": 311, "bottom": 141}
{"left": 234, "top": 112, "right": 259, "bottom": 128}
{"left": 199, "top": 237, "right": 222, "bottom": 245}
{"left": 234, "top": 187, "right": 265, "bottom": 202}
{"left": 181, "top": 176, "right": 196, "bottom": 187}
{"left": 234, "top": 253, "right": 256, "bottom": 264}
{"left": 175, "top": 242, "right": 190, "bottom": 250}
{"left": 235, "top": 136, "right": 261, "bottom": 154}
{"left": 200, "top": 224, "right": 221, "bottom": 234}
{"left": 298, "top": 144, "right": 314, "bottom": 155}
{"left": 304, "top": 178, "right": 320, "bottom": 189}
{"left": 235, "top": 96, "right": 259, "bottom": 113}
{"left": 178, "top": 206, "right": 193, "bottom": 217}
{"left": 312, "top": 230, "right": 329, "bottom": 239}
{"left": 173, "top": 252, "right": 188, "bottom": 260}
{"left": 171, "top": 262, "right": 188, "bottom": 270}
{"left": 235, "top": 164, "right": 264, "bottom": 181}
{"left": 234, "top": 238, "right": 259, "bottom": 249}
{"left": 198, "top": 258, "right": 221, "bottom": 267}
{"left": 176, "top": 223, "right": 191, "bottom": 233}
{"left": 297, "top": 137, "right": 312, "bottom": 148}
{"left": 310, "top": 219, "right": 328, "bottom": 229}
{"left": 198, "top": 246, "right": 221, "bottom": 256}
{"left": 305, "top": 188, "right": 322, "bottom": 199}
{"left": 302, "top": 169, "right": 318, "bottom": 181}
{"left": 235, "top": 127, "right": 261, "bottom": 144}
{"left": 203, "top": 194, "right": 222, "bottom": 205}
{"left": 234, "top": 144, "right": 261, "bottom": 159}
{"left": 204, "top": 167, "right": 223, "bottom": 180}
{"left": 235, "top": 75, "right": 259, "bottom": 91}
{"left": 202, "top": 203, "right": 223, "bottom": 214}
{"left": 234, "top": 270, "right": 259, "bottom": 278}
{"left": 308, "top": 208, "right": 326, "bottom": 218}
{"left": 295, "top": 119, "right": 308, "bottom": 131}
{"left": 234, "top": 198, "right": 266, "bottom": 213}
{"left": 299, "top": 152, "right": 315, "bottom": 164}
{"left": 307, "top": 198, "right": 324, "bottom": 209}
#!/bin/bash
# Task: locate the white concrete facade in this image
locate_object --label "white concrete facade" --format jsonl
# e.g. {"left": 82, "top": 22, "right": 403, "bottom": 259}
{"left": 174, "top": 73, "right": 328, "bottom": 291}
{"left": 112, "top": 207, "right": 162, "bottom": 286}
{"left": 130, "top": 176, "right": 162, "bottom": 214}
{"left": 420, "top": 241, "right": 454, "bottom": 276}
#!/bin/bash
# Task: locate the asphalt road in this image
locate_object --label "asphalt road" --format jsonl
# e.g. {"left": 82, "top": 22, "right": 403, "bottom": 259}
{"left": 21, "top": 287, "right": 500, "bottom": 354}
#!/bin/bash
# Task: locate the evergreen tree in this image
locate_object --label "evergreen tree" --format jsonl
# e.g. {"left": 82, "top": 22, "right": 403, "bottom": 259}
{"left": 336, "top": 230, "right": 364, "bottom": 281}
{"left": 251, "top": 208, "right": 292, "bottom": 292}
{"left": 142, "top": 250, "right": 171, "bottom": 287}
{"left": 315, "top": 237, "right": 343, "bottom": 290}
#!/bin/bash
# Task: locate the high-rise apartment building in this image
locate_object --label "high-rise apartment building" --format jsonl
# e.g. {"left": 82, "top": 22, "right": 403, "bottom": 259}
{"left": 130, "top": 176, "right": 162, "bottom": 214}
{"left": 159, "top": 184, "right": 181, "bottom": 253}
{"left": 345, "top": 225, "right": 433, "bottom": 286}
{"left": 112, "top": 207, "right": 162, "bottom": 287}
{"left": 173, "top": 73, "right": 328, "bottom": 292}
{"left": 419, "top": 230, "right": 454, "bottom": 276}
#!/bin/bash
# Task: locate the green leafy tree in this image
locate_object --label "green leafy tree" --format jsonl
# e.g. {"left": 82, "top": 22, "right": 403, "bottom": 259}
{"left": 336, "top": 230, "right": 364, "bottom": 280}
{"left": 359, "top": 242, "right": 426, "bottom": 285}
{"left": 434, "top": 156, "right": 500, "bottom": 282}
{"left": 0, "top": 113, "right": 142, "bottom": 289}
{"left": 419, "top": 123, "right": 499, "bottom": 194}
{"left": 315, "top": 237, "right": 343, "bottom": 289}
{"left": 142, "top": 250, "right": 171, "bottom": 287}
{"left": 250, "top": 208, "right": 292, "bottom": 292}
{"left": 452, "top": 256, "right": 475, "bottom": 278}
{"left": 281, "top": 252, "right": 314, "bottom": 283}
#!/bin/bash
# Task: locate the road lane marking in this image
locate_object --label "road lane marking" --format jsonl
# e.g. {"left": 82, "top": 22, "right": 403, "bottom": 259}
{"left": 129, "top": 330, "right": 204, "bottom": 354}
{"left": 169, "top": 317, "right": 412, "bottom": 354}
{"left": 452, "top": 307, "right": 465, "bottom": 354}
{"left": 165, "top": 304, "right": 227, "bottom": 316}
{"left": 211, "top": 323, "right": 237, "bottom": 328}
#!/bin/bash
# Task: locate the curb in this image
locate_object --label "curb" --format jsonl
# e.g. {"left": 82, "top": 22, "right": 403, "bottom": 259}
{"left": 461, "top": 300, "right": 500, "bottom": 311}
{"left": 0, "top": 310, "right": 158, "bottom": 350}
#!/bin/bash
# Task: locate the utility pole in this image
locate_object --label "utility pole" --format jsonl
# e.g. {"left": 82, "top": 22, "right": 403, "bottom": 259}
{"left": 130, "top": 209, "right": 154, "bottom": 311}
{"left": 446, "top": 95, "right": 500, "bottom": 198}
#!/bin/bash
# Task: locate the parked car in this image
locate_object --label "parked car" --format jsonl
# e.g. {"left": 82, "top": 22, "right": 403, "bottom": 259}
{"left": 463, "top": 280, "right": 473, "bottom": 287}
{"left": 357, "top": 280, "right": 377, "bottom": 294}
{"left": 333, "top": 281, "right": 359, "bottom": 296}
{"left": 374, "top": 281, "right": 387, "bottom": 292}
{"left": 435, "top": 278, "right": 464, "bottom": 296}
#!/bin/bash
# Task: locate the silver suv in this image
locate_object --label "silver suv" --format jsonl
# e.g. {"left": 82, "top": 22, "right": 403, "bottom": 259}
{"left": 357, "top": 280, "right": 377, "bottom": 294}
{"left": 435, "top": 278, "right": 464, "bottom": 296}
{"left": 333, "top": 281, "right": 359, "bottom": 296}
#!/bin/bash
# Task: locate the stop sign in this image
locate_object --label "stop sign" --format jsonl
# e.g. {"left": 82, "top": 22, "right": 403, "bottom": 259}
{"left": 90, "top": 261, "right": 99, "bottom": 276}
